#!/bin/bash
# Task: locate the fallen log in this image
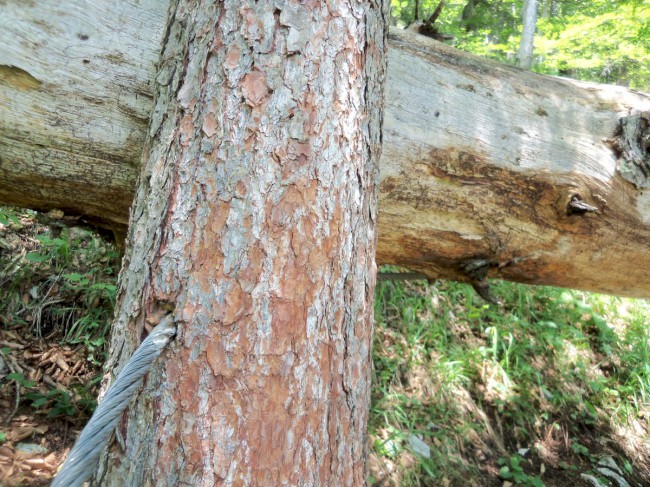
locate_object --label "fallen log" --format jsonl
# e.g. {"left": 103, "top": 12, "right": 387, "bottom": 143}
{"left": 381, "top": 29, "right": 650, "bottom": 298}
{"left": 1, "top": 2, "right": 649, "bottom": 297}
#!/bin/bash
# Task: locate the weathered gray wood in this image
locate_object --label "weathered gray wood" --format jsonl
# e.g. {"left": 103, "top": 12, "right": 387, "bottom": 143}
{"left": 0, "top": 0, "right": 168, "bottom": 227}
{"left": 1, "top": 2, "right": 650, "bottom": 297}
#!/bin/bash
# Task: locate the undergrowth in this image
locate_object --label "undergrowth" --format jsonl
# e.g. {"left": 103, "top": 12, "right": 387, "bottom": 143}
{"left": 369, "top": 272, "right": 650, "bottom": 486}
{"left": 1, "top": 209, "right": 649, "bottom": 486}
{"left": 0, "top": 208, "right": 119, "bottom": 421}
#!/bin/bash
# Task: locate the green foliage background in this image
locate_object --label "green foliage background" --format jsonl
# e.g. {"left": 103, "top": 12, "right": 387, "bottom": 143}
{"left": 392, "top": 0, "right": 650, "bottom": 89}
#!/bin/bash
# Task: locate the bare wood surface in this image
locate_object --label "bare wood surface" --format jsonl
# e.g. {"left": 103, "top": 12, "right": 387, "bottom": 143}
{"left": 1, "top": 3, "right": 649, "bottom": 297}
{"left": 0, "top": 0, "right": 168, "bottom": 227}
{"left": 381, "top": 29, "right": 650, "bottom": 297}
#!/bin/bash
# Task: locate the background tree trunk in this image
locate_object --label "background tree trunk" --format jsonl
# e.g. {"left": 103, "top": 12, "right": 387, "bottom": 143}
{"left": 2, "top": 3, "right": 650, "bottom": 298}
{"left": 517, "top": 0, "right": 537, "bottom": 69}
{"left": 96, "top": 0, "right": 387, "bottom": 485}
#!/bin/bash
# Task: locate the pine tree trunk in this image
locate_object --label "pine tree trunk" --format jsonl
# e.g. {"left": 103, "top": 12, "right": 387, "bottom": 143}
{"left": 96, "top": 1, "right": 388, "bottom": 485}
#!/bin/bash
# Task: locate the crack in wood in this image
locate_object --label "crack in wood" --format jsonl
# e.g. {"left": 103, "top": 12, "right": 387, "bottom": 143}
{"left": 0, "top": 65, "right": 42, "bottom": 91}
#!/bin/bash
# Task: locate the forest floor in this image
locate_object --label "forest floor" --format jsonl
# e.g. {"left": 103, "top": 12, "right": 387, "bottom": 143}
{"left": 0, "top": 211, "right": 116, "bottom": 486}
{"left": 0, "top": 209, "right": 649, "bottom": 486}
{"left": 369, "top": 276, "right": 650, "bottom": 486}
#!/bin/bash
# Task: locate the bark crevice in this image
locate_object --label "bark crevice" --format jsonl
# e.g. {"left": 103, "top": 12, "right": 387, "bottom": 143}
{"left": 608, "top": 110, "right": 650, "bottom": 189}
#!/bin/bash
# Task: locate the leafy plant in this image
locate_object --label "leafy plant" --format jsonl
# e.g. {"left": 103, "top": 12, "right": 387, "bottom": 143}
{"left": 25, "top": 389, "right": 77, "bottom": 417}
{"left": 498, "top": 455, "right": 544, "bottom": 487}
{"left": 6, "top": 372, "right": 36, "bottom": 389}
{"left": 0, "top": 208, "right": 22, "bottom": 228}
{"left": 26, "top": 233, "right": 71, "bottom": 266}
{"left": 570, "top": 441, "right": 594, "bottom": 461}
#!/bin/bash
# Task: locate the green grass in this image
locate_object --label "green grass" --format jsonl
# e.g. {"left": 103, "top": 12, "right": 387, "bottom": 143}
{"left": 369, "top": 273, "right": 650, "bottom": 485}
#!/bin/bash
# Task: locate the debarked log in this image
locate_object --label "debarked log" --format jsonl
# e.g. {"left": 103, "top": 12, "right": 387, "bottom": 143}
{"left": 1, "top": 3, "right": 649, "bottom": 297}
{"left": 380, "top": 29, "right": 650, "bottom": 298}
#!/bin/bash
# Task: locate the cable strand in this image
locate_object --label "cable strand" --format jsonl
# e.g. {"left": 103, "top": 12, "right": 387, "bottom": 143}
{"left": 51, "top": 315, "right": 176, "bottom": 487}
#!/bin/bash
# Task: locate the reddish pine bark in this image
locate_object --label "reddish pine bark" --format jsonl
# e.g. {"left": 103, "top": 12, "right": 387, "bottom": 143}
{"left": 98, "top": 1, "right": 388, "bottom": 485}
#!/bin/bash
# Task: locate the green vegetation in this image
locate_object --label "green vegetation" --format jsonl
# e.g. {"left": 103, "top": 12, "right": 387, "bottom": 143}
{"left": 2, "top": 217, "right": 650, "bottom": 484}
{"left": 392, "top": 0, "right": 650, "bottom": 90}
{"left": 0, "top": 209, "right": 119, "bottom": 420}
{"left": 2, "top": 4, "right": 650, "bottom": 483}
{"left": 2, "top": 215, "right": 650, "bottom": 484}
{"left": 369, "top": 274, "right": 650, "bottom": 485}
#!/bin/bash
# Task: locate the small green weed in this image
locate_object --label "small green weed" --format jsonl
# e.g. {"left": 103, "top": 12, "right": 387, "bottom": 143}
{"left": 24, "top": 385, "right": 96, "bottom": 418}
{"left": 26, "top": 234, "right": 71, "bottom": 266}
{"left": 0, "top": 208, "right": 22, "bottom": 229}
{"left": 498, "top": 455, "right": 544, "bottom": 486}
{"left": 6, "top": 371, "right": 97, "bottom": 419}
{"left": 6, "top": 372, "right": 36, "bottom": 389}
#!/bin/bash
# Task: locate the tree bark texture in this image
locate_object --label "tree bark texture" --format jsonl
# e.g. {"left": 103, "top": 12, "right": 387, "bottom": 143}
{"left": 2, "top": 3, "right": 650, "bottom": 298}
{"left": 95, "top": 0, "right": 387, "bottom": 485}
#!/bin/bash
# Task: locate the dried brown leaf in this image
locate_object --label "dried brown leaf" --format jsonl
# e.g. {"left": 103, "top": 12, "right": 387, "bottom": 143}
{"left": 24, "top": 457, "right": 46, "bottom": 468}
{"left": 0, "top": 445, "right": 14, "bottom": 457}
{"left": 54, "top": 357, "right": 69, "bottom": 372}
{"left": 9, "top": 426, "right": 35, "bottom": 442}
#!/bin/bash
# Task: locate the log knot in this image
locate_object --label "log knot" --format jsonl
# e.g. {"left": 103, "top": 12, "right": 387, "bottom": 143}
{"left": 461, "top": 259, "right": 502, "bottom": 305}
{"left": 567, "top": 194, "right": 599, "bottom": 216}
{"left": 608, "top": 111, "right": 650, "bottom": 189}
